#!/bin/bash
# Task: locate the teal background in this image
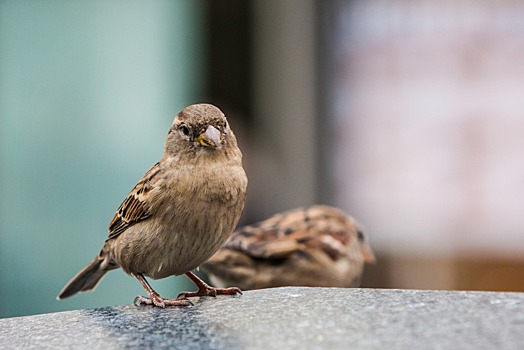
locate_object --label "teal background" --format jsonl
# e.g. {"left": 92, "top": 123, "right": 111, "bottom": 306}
{"left": 0, "top": 0, "right": 205, "bottom": 318}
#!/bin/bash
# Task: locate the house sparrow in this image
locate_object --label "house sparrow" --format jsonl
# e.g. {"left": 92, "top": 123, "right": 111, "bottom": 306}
{"left": 58, "top": 103, "right": 248, "bottom": 307}
{"left": 201, "top": 205, "right": 375, "bottom": 290}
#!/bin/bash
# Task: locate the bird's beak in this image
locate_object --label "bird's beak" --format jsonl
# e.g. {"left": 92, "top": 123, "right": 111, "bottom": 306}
{"left": 197, "top": 125, "right": 222, "bottom": 148}
{"left": 361, "top": 243, "right": 376, "bottom": 264}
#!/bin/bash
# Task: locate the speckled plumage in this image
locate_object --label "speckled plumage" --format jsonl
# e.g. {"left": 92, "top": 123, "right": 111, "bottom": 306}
{"left": 58, "top": 103, "right": 247, "bottom": 307}
{"left": 202, "top": 205, "right": 375, "bottom": 290}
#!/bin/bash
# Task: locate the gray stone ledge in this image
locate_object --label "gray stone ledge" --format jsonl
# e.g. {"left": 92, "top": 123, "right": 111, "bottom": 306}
{"left": 1, "top": 287, "right": 523, "bottom": 349}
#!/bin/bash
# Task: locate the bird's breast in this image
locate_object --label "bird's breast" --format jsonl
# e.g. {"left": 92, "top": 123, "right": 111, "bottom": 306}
{"left": 113, "top": 161, "right": 247, "bottom": 279}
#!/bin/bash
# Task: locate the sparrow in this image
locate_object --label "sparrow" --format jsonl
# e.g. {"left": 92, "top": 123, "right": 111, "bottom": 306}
{"left": 58, "top": 103, "right": 248, "bottom": 307}
{"left": 201, "top": 205, "right": 375, "bottom": 290}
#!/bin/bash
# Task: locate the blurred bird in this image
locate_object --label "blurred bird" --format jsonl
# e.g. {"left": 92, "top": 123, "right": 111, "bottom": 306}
{"left": 58, "top": 103, "right": 248, "bottom": 307}
{"left": 201, "top": 205, "right": 375, "bottom": 290}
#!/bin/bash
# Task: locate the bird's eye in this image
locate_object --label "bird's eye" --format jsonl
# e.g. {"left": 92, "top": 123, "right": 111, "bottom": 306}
{"left": 357, "top": 230, "right": 364, "bottom": 241}
{"left": 179, "top": 124, "right": 190, "bottom": 136}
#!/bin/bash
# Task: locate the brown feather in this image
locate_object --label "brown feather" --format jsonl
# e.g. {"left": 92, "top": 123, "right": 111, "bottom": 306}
{"left": 203, "top": 205, "right": 375, "bottom": 290}
{"left": 107, "top": 163, "right": 161, "bottom": 240}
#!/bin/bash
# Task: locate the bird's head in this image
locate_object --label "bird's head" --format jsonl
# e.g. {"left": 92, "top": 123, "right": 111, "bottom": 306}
{"left": 164, "top": 103, "right": 239, "bottom": 159}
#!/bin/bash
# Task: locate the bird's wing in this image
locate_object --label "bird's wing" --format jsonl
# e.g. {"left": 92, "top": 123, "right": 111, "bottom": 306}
{"left": 106, "top": 162, "right": 161, "bottom": 240}
{"left": 224, "top": 226, "right": 301, "bottom": 259}
{"left": 223, "top": 208, "right": 313, "bottom": 259}
{"left": 224, "top": 206, "right": 354, "bottom": 261}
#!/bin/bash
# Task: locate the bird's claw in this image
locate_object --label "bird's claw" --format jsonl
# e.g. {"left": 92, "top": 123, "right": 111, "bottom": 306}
{"left": 133, "top": 295, "right": 193, "bottom": 308}
{"left": 176, "top": 286, "right": 243, "bottom": 300}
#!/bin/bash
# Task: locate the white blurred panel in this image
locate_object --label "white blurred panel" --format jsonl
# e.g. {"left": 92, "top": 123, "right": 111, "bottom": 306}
{"left": 329, "top": 0, "right": 524, "bottom": 256}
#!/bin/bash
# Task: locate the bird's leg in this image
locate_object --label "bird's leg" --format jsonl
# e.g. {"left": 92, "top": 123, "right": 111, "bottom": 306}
{"left": 133, "top": 273, "right": 193, "bottom": 307}
{"left": 177, "top": 271, "right": 243, "bottom": 299}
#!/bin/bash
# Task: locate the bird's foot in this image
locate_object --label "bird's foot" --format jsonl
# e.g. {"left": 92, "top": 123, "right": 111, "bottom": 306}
{"left": 177, "top": 285, "right": 242, "bottom": 299}
{"left": 133, "top": 272, "right": 194, "bottom": 307}
{"left": 177, "top": 271, "right": 243, "bottom": 300}
{"left": 134, "top": 293, "right": 194, "bottom": 308}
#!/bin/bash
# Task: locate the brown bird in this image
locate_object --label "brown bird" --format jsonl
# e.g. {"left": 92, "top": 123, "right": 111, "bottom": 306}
{"left": 201, "top": 205, "right": 375, "bottom": 290}
{"left": 58, "top": 103, "right": 248, "bottom": 307}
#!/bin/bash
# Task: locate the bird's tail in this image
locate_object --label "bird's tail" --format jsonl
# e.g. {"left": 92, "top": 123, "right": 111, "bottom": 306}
{"left": 57, "top": 256, "right": 115, "bottom": 300}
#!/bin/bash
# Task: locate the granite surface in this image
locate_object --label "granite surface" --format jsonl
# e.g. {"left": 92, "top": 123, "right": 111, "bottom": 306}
{"left": 1, "top": 287, "right": 523, "bottom": 349}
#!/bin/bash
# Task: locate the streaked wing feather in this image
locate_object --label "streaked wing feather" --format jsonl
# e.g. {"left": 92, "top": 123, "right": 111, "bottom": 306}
{"left": 106, "top": 163, "right": 161, "bottom": 240}
{"left": 224, "top": 206, "right": 355, "bottom": 261}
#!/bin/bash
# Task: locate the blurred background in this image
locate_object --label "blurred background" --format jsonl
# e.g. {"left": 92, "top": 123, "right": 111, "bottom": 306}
{"left": 1, "top": 0, "right": 523, "bottom": 318}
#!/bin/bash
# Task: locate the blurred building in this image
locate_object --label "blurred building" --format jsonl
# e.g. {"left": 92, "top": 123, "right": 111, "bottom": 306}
{"left": 320, "top": 0, "right": 524, "bottom": 291}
